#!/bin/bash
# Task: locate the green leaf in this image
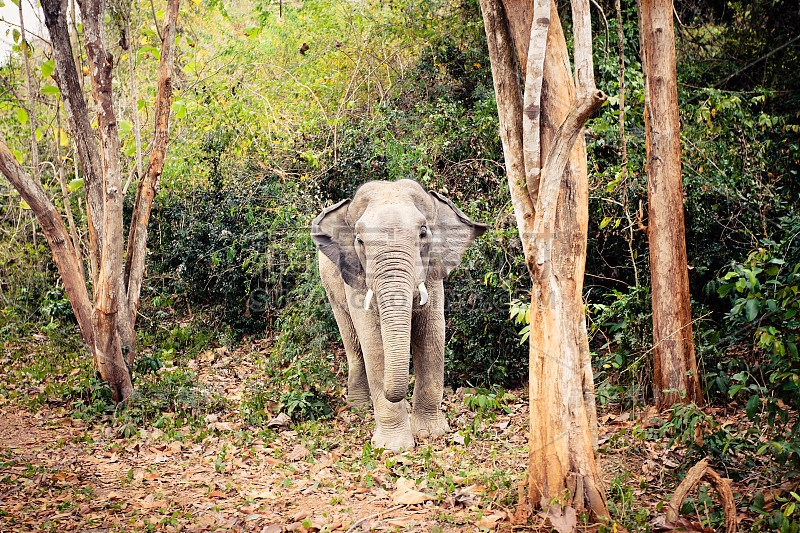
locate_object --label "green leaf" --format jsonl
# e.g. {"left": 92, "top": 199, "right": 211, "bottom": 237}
{"left": 118, "top": 119, "right": 133, "bottom": 137}
{"left": 717, "top": 283, "right": 735, "bottom": 297}
{"left": 41, "top": 59, "right": 55, "bottom": 78}
{"left": 16, "top": 107, "right": 28, "bottom": 125}
{"left": 746, "top": 394, "right": 759, "bottom": 419}
{"left": 35, "top": 126, "right": 43, "bottom": 142}
{"left": 244, "top": 24, "right": 262, "bottom": 38}
{"left": 19, "top": 200, "right": 30, "bottom": 210}
{"left": 788, "top": 342, "right": 798, "bottom": 360}
{"left": 41, "top": 84, "right": 61, "bottom": 97}
{"left": 67, "top": 178, "right": 84, "bottom": 192}
{"left": 12, "top": 29, "right": 20, "bottom": 44}
{"left": 599, "top": 216, "right": 613, "bottom": 230}
{"left": 171, "top": 99, "right": 187, "bottom": 119}
{"left": 745, "top": 298, "right": 760, "bottom": 321}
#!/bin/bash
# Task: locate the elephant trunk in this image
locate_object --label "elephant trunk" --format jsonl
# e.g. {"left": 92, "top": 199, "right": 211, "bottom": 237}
{"left": 373, "top": 250, "right": 415, "bottom": 404}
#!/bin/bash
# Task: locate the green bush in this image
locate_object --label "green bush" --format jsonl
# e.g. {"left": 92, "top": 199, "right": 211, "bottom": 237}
{"left": 714, "top": 215, "right": 800, "bottom": 474}
{"left": 444, "top": 225, "right": 528, "bottom": 388}
{"left": 146, "top": 157, "right": 318, "bottom": 334}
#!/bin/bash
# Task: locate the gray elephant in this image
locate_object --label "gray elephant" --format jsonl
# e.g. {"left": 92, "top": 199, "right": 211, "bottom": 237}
{"left": 311, "top": 179, "right": 488, "bottom": 452}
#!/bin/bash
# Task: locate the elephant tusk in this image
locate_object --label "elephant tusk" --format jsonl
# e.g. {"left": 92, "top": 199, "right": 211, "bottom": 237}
{"left": 364, "top": 289, "right": 374, "bottom": 310}
{"left": 418, "top": 282, "right": 428, "bottom": 306}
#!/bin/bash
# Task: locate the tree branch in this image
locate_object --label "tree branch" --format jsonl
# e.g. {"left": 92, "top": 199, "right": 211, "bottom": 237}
{"left": 41, "top": 0, "right": 104, "bottom": 288}
{"left": 479, "top": 0, "right": 536, "bottom": 266}
{"left": 533, "top": 90, "right": 606, "bottom": 266}
{"left": 521, "top": 0, "right": 550, "bottom": 206}
{"left": 0, "top": 137, "right": 93, "bottom": 348}
{"left": 125, "top": 0, "right": 180, "bottom": 320}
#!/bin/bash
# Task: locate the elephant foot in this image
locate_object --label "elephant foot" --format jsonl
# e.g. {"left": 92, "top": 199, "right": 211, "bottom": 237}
{"left": 346, "top": 389, "right": 371, "bottom": 408}
{"left": 411, "top": 411, "right": 449, "bottom": 439}
{"left": 372, "top": 398, "right": 414, "bottom": 453}
{"left": 372, "top": 427, "right": 414, "bottom": 453}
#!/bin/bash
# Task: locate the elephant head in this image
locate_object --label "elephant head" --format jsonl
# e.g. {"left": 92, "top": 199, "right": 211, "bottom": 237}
{"left": 311, "top": 179, "right": 488, "bottom": 403}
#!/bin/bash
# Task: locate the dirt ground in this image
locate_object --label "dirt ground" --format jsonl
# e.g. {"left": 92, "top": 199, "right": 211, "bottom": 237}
{"left": 0, "top": 343, "right": 765, "bottom": 532}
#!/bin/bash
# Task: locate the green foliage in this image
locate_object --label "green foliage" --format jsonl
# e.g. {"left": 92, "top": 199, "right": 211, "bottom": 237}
{"left": 146, "top": 165, "right": 317, "bottom": 334}
{"left": 280, "top": 390, "right": 332, "bottom": 421}
{"left": 714, "top": 217, "right": 800, "bottom": 474}
{"left": 589, "top": 286, "right": 652, "bottom": 406}
{"left": 445, "top": 228, "right": 528, "bottom": 388}
{"left": 752, "top": 490, "right": 800, "bottom": 533}
{"left": 463, "top": 386, "right": 512, "bottom": 415}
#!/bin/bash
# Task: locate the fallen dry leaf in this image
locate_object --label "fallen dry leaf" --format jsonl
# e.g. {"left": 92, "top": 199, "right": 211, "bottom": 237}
{"left": 286, "top": 444, "right": 309, "bottom": 461}
{"left": 250, "top": 489, "right": 277, "bottom": 500}
{"left": 392, "top": 477, "right": 432, "bottom": 505}
{"left": 545, "top": 503, "right": 576, "bottom": 533}
{"left": 475, "top": 512, "right": 505, "bottom": 529}
{"left": 266, "top": 412, "right": 291, "bottom": 429}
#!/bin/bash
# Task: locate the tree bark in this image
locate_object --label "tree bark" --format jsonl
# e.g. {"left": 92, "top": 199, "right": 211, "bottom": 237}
{"left": 41, "top": 0, "right": 104, "bottom": 288}
{"left": 480, "top": 0, "right": 608, "bottom": 520}
{"left": 124, "top": 0, "right": 181, "bottom": 357}
{"left": 638, "top": 0, "right": 702, "bottom": 408}
{"left": 479, "top": 0, "right": 536, "bottom": 266}
{"left": 0, "top": 139, "right": 93, "bottom": 348}
{"left": 78, "top": 0, "right": 133, "bottom": 401}
{"left": 528, "top": 4, "right": 606, "bottom": 516}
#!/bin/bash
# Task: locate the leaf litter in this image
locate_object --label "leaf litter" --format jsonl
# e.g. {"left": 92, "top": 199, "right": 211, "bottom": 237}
{"left": 0, "top": 338, "right": 781, "bottom": 532}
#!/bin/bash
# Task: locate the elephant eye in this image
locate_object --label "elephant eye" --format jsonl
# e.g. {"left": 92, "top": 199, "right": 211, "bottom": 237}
{"left": 419, "top": 226, "right": 428, "bottom": 238}
{"left": 355, "top": 235, "right": 364, "bottom": 245}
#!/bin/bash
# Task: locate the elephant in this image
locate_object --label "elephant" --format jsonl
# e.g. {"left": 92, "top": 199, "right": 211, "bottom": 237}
{"left": 311, "top": 179, "right": 488, "bottom": 452}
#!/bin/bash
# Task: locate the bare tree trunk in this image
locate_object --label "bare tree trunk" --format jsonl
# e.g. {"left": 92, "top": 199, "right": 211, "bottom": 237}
{"left": 18, "top": 2, "right": 40, "bottom": 183}
{"left": 124, "top": 0, "right": 180, "bottom": 336}
{"left": 76, "top": 0, "right": 132, "bottom": 402}
{"left": 480, "top": 0, "right": 608, "bottom": 520}
{"left": 638, "top": 0, "right": 702, "bottom": 408}
{"left": 42, "top": 0, "right": 104, "bottom": 289}
{"left": 0, "top": 139, "right": 93, "bottom": 348}
{"left": 528, "top": 4, "right": 606, "bottom": 514}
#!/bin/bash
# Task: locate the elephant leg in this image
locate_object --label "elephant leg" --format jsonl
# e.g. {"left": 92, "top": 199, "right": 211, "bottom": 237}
{"left": 410, "top": 282, "right": 449, "bottom": 439}
{"left": 319, "top": 253, "right": 369, "bottom": 406}
{"left": 350, "top": 308, "right": 414, "bottom": 453}
{"left": 330, "top": 305, "right": 370, "bottom": 407}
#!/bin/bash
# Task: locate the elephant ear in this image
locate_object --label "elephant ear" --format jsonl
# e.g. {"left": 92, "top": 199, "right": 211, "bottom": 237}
{"left": 311, "top": 199, "right": 365, "bottom": 289}
{"left": 428, "top": 191, "right": 489, "bottom": 281}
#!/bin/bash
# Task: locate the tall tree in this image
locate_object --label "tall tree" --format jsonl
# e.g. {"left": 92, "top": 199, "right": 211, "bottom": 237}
{"left": 479, "top": 0, "right": 608, "bottom": 519}
{"left": 638, "top": 0, "right": 703, "bottom": 408}
{"left": 0, "top": 0, "right": 180, "bottom": 401}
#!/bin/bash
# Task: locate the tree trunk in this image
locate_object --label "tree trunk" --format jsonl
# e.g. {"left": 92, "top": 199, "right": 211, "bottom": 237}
{"left": 0, "top": 0, "right": 182, "bottom": 402}
{"left": 528, "top": 4, "right": 606, "bottom": 515}
{"left": 42, "top": 0, "right": 104, "bottom": 288}
{"left": 0, "top": 139, "right": 94, "bottom": 349}
{"left": 479, "top": 0, "right": 608, "bottom": 520}
{"left": 638, "top": 0, "right": 702, "bottom": 408}
{"left": 123, "top": 0, "right": 181, "bottom": 361}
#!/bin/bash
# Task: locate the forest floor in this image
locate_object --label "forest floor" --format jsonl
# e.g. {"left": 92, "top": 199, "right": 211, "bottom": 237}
{"left": 0, "top": 337, "right": 773, "bottom": 532}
